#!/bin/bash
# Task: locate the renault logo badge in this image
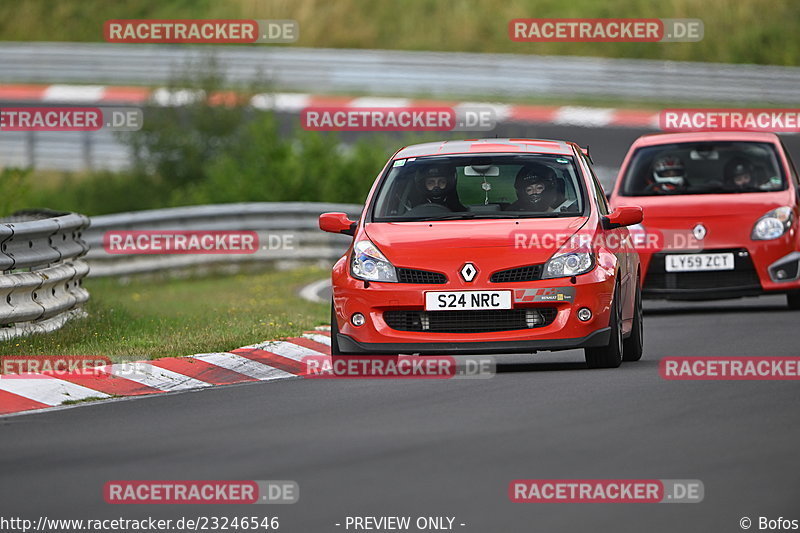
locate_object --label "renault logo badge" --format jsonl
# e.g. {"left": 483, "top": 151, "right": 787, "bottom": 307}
{"left": 460, "top": 263, "right": 478, "bottom": 282}
{"left": 692, "top": 224, "right": 707, "bottom": 240}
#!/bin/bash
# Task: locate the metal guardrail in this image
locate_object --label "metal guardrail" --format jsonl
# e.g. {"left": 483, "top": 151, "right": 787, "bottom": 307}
{"left": 0, "top": 210, "right": 91, "bottom": 340}
{"left": 1, "top": 42, "right": 798, "bottom": 104}
{"left": 83, "top": 202, "right": 361, "bottom": 277}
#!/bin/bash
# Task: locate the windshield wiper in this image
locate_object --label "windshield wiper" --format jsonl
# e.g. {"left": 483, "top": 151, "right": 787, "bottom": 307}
{"left": 414, "top": 213, "right": 478, "bottom": 221}
{"left": 379, "top": 212, "right": 579, "bottom": 222}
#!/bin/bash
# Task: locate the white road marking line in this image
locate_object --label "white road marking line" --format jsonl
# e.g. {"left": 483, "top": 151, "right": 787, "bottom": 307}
{"left": 151, "top": 88, "right": 203, "bottom": 106}
{"left": 102, "top": 362, "right": 211, "bottom": 391}
{"left": 191, "top": 352, "right": 295, "bottom": 380}
{"left": 43, "top": 84, "right": 106, "bottom": 102}
{"left": 453, "top": 102, "right": 512, "bottom": 122}
{"left": 250, "top": 92, "right": 312, "bottom": 112}
{"left": 299, "top": 278, "right": 330, "bottom": 303}
{"left": 553, "top": 106, "right": 615, "bottom": 127}
{"left": 302, "top": 333, "right": 332, "bottom": 346}
{"left": 348, "top": 97, "right": 411, "bottom": 108}
{"left": 0, "top": 377, "right": 109, "bottom": 406}
{"left": 239, "top": 341, "right": 325, "bottom": 362}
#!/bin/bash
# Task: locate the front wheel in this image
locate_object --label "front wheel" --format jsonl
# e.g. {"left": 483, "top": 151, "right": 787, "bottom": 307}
{"left": 622, "top": 281, "right": 644, "bottom": 362}
{"left": 584, "top": 283, "right": 623, "bottom": 369}
{"left": 787, "top": 290, "right": 800, "bottom": 310}
{"left": 330, "top": 300, "right": 348, "bottom": 356}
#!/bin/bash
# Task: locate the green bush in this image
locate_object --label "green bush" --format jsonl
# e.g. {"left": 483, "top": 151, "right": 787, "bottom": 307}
{"left": 17, "top": 108, "right": 400, "bottom": 215}
{"left": 0, "top": 167, "right": 32, "bottom": 217}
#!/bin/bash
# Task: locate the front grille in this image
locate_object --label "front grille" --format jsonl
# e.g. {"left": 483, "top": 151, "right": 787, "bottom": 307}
{"left": 645, "top": 249, "right": 761, "bottom": 291}
{"left": 490, "top": 264, "right": 543, "bottom": 283}
{"left": 396, "top": 268, "right": 447, "bottom": 284}
{"left": 384, "top": 308, "right": 557, "bottom": 333}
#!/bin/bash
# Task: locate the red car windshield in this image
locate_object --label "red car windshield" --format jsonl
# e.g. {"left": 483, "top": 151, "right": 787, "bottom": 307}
{"left": 620, "top": 141, "right": 786, "bottom": 196}
{"left": 371, "top": 154, "right": 587, "bottom": 221}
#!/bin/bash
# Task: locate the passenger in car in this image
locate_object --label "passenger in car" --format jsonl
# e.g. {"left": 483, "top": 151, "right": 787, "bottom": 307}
{"left": 723, "top": 156, "right": 760, "bottom": 191}
{"left": 508, "top": 163, "right": 564, "bottom": 212}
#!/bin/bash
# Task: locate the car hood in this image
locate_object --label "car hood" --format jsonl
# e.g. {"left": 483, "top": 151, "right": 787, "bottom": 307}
{"left": 612, "top": 191, "right": 795, "bottom": 247}
{"left": 614, "top": 191, "right": 793, "bottom": 221}
{"left": 364, "top": 217, "right": 589, "bottom": 269}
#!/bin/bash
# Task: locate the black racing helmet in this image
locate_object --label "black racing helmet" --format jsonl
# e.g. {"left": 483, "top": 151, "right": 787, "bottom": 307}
{"left": 415, "top": 164, "right": 456, "bottom": 202}
{"left": 514, "top": 163, "right": 558, "bottom": 208}
{"left": 724, "top": 156, "right": 756, "bottom": 187}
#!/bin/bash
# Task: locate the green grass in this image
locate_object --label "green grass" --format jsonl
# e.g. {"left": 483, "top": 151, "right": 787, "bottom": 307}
{"left": 0, "top": 266, "right": 329, "bottom": 362}
{"left": 0, "top": 0, "right": 798, "bottom": 66}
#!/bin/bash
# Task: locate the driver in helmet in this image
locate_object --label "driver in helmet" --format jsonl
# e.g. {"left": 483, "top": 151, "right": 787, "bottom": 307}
{"left": 723, "top": 156, "right": 758, "bottom": 191}
{"left": 509, "top": 163, "right": 561, "bottom": 212}
{"left": 646, "top": 155, "right": 687, "bottom": 194}
{"left": 414, "top": 165, "right": 465, "bottom": 211}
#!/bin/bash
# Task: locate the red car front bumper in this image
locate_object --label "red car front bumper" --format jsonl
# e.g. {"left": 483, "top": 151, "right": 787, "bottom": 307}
{"left": 331, "top": 257, "right": 619, "bottom": 355}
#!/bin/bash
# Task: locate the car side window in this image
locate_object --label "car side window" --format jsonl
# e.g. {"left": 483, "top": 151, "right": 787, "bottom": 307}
{"left": 780, "top": 140, "right": 800, "bottom": 186}
{"left": 582, "top": 154, "right": 610, "bottom": 215}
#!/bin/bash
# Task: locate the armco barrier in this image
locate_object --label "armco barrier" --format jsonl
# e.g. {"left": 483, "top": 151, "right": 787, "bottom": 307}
{"left": 0, "top": 210, "right": 90, "bottom": 340}
{"left": 2, "top": 43, "right": 799, "bottom": 104}
{"left": 83, "top": 202, "right": 361, "bottom": 277}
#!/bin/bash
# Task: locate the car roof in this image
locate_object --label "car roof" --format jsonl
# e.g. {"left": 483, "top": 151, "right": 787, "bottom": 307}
{"left": 393, "top": 138, "right": 577, "bottom": 158}
{"left": 631, "top": 131, "right": 781, "bottom": 148}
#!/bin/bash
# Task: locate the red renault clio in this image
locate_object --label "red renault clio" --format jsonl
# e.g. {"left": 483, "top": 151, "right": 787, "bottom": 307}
{"left": 320, "top": 139, "right": 644, "bottom": 368}
{"left": 610, "top": 131, "right": 800, "bottom": 307}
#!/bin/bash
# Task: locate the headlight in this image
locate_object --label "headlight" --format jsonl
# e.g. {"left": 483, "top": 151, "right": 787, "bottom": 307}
{"left": 542, "top": 244, "right": 595, "bottom": 279}
{"left": 351, "top": 240, "right": 398, "bottom": 282}
{"left": 752, "top": 207, "right": 793, "bottom": 241}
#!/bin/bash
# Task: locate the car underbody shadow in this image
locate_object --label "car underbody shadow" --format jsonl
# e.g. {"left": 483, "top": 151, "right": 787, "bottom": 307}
{"left": 494, "top": 358, "right": 656, "bottom": 373}
{"left": 643, "top": 302, "right": 787, "bottom": 316}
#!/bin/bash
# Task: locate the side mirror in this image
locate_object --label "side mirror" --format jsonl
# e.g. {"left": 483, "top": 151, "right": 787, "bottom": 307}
{"left": 603, "top": 206, "right": 643, "bottom": 229}
{"left": 319, "top": 212, "right": 357, "bottom": 236}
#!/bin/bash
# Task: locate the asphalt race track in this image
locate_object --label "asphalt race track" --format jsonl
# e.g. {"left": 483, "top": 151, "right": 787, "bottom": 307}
{"left": 2, "top": 295, "right": 799, "bottom": 532}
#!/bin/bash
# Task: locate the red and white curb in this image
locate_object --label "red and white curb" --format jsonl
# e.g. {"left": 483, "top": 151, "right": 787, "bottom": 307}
{"left": 0, "top": 327, "right": 332, "bottom": 417}
{"left": 0, "top": 83, "right": 660, "bottom": 129}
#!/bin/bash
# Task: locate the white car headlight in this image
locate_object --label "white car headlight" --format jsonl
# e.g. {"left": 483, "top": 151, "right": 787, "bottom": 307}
{"left": 752, "top": 207, "right": 793, "bottom": 241}
{"left": 351, "top": 240, "right": 398, "bottom": 282}
{"left": 542, "top": 244, "right": 595, "bottom": 279}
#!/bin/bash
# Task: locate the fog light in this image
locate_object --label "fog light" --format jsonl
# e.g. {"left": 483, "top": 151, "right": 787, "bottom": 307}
{"left": 777, "top": 269, "right": 787, "bottom": 279}
{"left": 351, "top": 313, "right": 366, "bottom": 326}
{"left": 577, "top": 308, "right": 592, "bottom": 322}
{"left": 525, "top": 309, "right": 544, "bottom": 328}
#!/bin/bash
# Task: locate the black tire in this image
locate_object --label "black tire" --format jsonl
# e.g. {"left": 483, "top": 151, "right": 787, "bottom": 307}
{"left": 330, "top": 301, "right": 346, "bottom": 356}
{"left": 622, "top": 281, "right": 643, "bottom": 362}
{"left": 584, "top": 282, "right": 623, "bottom": 369}
{"left": 787, "top": 291, "right": 800, "bottom": 310}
